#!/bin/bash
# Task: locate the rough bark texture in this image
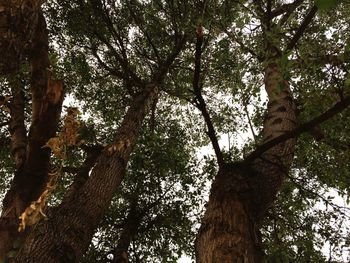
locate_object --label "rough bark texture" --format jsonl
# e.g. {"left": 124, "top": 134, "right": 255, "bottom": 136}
{"left": 0, "top": 11, "right": 64, "bottom": 260}
{"left": 8, "top": 77, "right": 27, "bottom": 170}
{"left": 250, "top": 62, "right": 297, "bottom": 217}
{"left": 195, "top": 165, "right": 264, "bottom": 263}
{"left": 0, "top": 0, "right": 45, "bottom": 74}
{"left": 14, "top": 84, "right": 159, "bottom": 263}
{"left": 195, "top": 61, "right": 297, "bottom": 262}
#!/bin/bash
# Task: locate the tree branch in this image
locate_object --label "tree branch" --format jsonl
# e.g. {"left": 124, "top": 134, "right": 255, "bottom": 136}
{"left": 2, "top": 10, "right": 64, "bottom": 215}
{"left": 271, "top": 0, "right": 304, "bottom": 18}
{"left": 252, "top": 0, "right": 266, "bottom": 17}
{"left": 112, "top": 200, "right": 142, "bottom": 263}
{"left": 243, "top": 99, "right": 257, "bottom": 144}
{"left": 285, "top": 5, "right": 318, "bottom": 51}
{"left": 95, "top": 0, "right": 129, "bottom": 63}
{"left": 15, "top": 24, "right": 187, "bottom": 261}
{"left": 224, "top": 29, "right": 264, "bottom": 62}
{"left": 0, "top": 10, "right": 64, "bottom": 259}
{"left": 279, "top": 0, "right": 305, "bottom": 25}
{"left": 125, "top": 0, "right": 161, "bottom": 63}
{"left": 291, "top": 51, "right": 350, "bottom": 68}
{"left": 64, "top": 145, "right": 103, "bottom": 195}
{"left": 192, "top": 25, "right": 224, "bottom": 167}
{"left": 153, "top": 33, "right": 187, "bottom": 84}
{"left": 89, "top": 46, "right": 127, "bottom": 80}
{"left": 89, "top": 31, "right": 144, "bottom": 87}
{"left": 246, "top": 95, "right": 350, "bottom": 162}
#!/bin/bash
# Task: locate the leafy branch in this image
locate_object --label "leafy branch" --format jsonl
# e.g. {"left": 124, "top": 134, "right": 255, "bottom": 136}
{"left": 246, "top": 95, "right": 350, "bottom": 161}
{"left": 285, "top": 5, "right": 318, "bottom": 51}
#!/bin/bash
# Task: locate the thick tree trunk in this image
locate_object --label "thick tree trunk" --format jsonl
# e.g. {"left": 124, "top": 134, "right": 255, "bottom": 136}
{"left": 8, "top": 77, "right": 27, "bottom": 170}
{"left": 195, "top": 62, "right": 297, "bottom": 262}
{"left": 0, "top": 0, "right": 45, "bottom": 74}
{"left": 195, "top": 165, "right": 264, "bottom": 263}
{"left": 0, "top": 2, "right": 184, "bottom": 255}
{"left": 0, "top": 11, "right": 64, "bottom": 260}
{"left": 14, "top": 84, "right": 159, "bottom": 263}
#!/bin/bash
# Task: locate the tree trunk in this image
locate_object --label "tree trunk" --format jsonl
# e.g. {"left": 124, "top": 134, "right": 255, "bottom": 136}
{"left": 0, "top": 10, "right": 64, "bottom": 260}
{"left": 0, "top": 3, "right": 184, "bottom": 255}
{"left": 8, "top": 76, "right": 27, "bottom": 170}
{"left": 13, "top": 84, "right": 159, "bottom": 263}
{"left": 0, "top": 0, "right": 46, "bottom": 74}
{"left": 195, "top": 61, "right": 297, "bottom": 262}
{"left": 195, "top": 165, "right": 264, "bottom": 263}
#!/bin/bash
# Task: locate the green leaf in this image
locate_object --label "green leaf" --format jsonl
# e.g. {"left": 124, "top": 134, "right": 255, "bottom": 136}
{"left": 345, "top": 76, "right": 350, "bottom": 87}
{"left": 315, "top": 0, "right": 338, "bottom": 10}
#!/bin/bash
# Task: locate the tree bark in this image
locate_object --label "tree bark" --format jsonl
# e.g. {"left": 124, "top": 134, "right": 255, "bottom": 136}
{"left": 0, "top": 0, "right": 46, "bottom": 74}
{"left": 8, "top": 76, "right": 27, "bottom": 170}
{"left": 195, "top": 164, "right": 264, "bottom": 263}
{"left": 13, "top": 83, "right": 159, "bottom": 263}
{"left": 0, "top": 3, "right": 185, "bottom": 256}
{"left": 0, "top": 10, "right": 64, "bottom": 260}
{"left": 195, "top": 61, "right": 297, "bottom": 262}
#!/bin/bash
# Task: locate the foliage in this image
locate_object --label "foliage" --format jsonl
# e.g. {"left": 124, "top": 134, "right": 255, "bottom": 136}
{"left": 1, "top": 0, "right": 350, "bottom": 261}
{"left": 82, "top": 100, "right": 209, "bottom": 262}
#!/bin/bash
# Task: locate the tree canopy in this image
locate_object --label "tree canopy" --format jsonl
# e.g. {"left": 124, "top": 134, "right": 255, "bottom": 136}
{"left": 0, "top": 0, "right": 350, "bottom": 262}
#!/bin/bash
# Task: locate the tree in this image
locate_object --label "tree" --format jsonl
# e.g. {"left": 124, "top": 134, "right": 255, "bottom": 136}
{"left": 0, "top": 0, "right": 350, "bottom": 262}
{"left": 0, "top": 0, "right": 65, "bottom": 257}
{"left": 193, "top": 1, "right": 350, "bottom": 261}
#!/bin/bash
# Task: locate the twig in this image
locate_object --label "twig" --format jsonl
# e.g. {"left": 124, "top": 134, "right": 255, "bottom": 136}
{"left": 243, "top": 98, "right": 257, "bottom": 144}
